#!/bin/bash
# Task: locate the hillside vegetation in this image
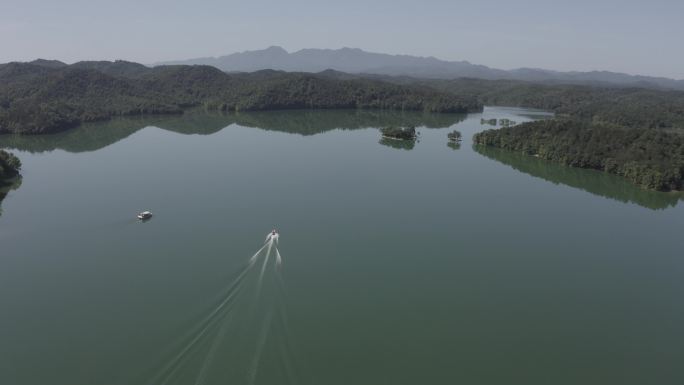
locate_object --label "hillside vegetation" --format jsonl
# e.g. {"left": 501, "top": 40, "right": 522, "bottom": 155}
{"left": 414, "top": 78, "right": 684, "bottom": 130}
{"left": 474, "top": 119, "right": 684, "bottom": 191}
{"left": 414, "top": 78, "right": 684, "bottom": 191}
{"left": 0, "top": 60, "right": 481, "bottom": 135}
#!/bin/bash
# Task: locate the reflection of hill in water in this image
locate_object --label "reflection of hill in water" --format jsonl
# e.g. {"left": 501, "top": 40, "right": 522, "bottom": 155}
{"left": 0, "top": 113, "right": 235, "bottom": 154}
{"left": 0, "top": 119, "right": 143, "bottom": 154}
{"left": 234, "top": 110, "right": 465, "bottom": 135}
{"left": 379, "top": 137, "right": 416, "bottom": 151}
{"left": 475, "top": 145, "right": 683, "bottom": 210}
{"left": 0, "top": 110, "right": 465, "bottom": 153}
{"left": 152, "top": 113, "right": 237, "bottom": 136}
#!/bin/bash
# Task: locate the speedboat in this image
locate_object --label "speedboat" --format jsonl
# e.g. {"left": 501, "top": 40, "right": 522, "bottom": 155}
{"left": 266, "top": 229, "right": 279, "bottom": 243}
{"left": 137, "top": 211, "right": 152, "bottom": 220}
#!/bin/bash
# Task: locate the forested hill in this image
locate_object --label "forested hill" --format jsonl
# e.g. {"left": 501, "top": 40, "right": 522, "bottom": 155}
{"left": 421, "top": 77, "right": 684, "bottom": 191}
{"left": 0, "top": 60, "right": 481, "bottom": 135}
{"left": 474, "top": 119, "right": 684, "bottom": 191}
{"left": 403, "top": 78, "right": 684, "bottom": 130}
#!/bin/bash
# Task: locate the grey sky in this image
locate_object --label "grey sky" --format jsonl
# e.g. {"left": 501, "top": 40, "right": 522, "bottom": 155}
{"left": 2, "top": 0, "right": 683, "bottom": 79}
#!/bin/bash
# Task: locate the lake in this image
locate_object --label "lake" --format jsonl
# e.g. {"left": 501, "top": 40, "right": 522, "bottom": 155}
{"left": 1, "top": 107, "right": 683, "bottom": 385}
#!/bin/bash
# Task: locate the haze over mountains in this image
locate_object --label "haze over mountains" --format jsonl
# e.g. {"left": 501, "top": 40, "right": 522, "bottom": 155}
{"left": 156, "top": 46, "right": 684, "bottom": 91}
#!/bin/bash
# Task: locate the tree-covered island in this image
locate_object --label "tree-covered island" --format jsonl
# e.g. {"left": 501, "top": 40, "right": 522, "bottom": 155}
{"left": 447, "top": 130, "right": 462, "bottom": 142}
{"left": 380, "top": 126, "right": 418, "bottom": 140}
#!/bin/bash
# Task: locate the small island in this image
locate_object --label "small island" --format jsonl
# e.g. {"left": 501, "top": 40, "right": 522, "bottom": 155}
{"left": 447, "top": 130, "right": 462, "bottom": 142}
{"left": 380, "top": 126, "right": 418, "bottom": 141}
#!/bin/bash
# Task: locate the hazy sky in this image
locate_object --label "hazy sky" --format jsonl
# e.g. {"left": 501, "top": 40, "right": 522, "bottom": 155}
{"left": 2, "top": 0, "right": 683, "bottom": 79}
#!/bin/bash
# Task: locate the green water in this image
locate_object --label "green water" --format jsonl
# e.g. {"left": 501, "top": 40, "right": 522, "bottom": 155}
{"left": 1, "top": 107, "right": 683, "bottom": 385}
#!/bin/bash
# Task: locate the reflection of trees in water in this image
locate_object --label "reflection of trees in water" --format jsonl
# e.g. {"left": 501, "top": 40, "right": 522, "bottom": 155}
{"left": 474, "top": 145, "right": 683, "bottom": 210}
{"left": 0, "top": 176, "right": 22, "bottom": 216}
{"left": 0, "top": 118, "right": 153, "bottom": 154}
{"left": 0, "top": 110, "right": 466, "bottom": 153}
{"left": 234, "top": 109, "right": 466, "bottom": 135}
{"left": 447, "top": 142, "right": 461, "bottom": 151}
{"left": 379, "top": 137, "right": 416, "bottom": 151}
{"left": 0, "top": 113, "right": 236, "bottom": 154}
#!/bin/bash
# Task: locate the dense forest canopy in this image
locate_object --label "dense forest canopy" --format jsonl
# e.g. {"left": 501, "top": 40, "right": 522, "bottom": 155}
{"left": 380, "top": 126, "right": 417, "bottom": 140}
{"left": 0, "top": 61, "right": 481, "bottom": 135}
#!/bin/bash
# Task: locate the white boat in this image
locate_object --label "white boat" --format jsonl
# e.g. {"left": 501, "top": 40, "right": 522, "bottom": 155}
{"left": 137, "top": 211, "right": 152, "bottom": 220}
{"left": 265, "top": 229, "right": 279, "bottom": 243}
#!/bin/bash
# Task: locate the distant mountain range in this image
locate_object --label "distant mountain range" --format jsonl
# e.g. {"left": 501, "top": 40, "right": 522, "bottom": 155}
{"left": 155, "top": 46, "right": 684, "bottom": 91}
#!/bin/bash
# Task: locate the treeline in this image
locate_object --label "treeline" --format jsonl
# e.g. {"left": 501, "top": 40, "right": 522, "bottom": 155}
{"left": 0, "top": 61, "right": 482, "bottom": 135}
{"left": 473, "top": 119, "right": 684, "bottom": 191}
{"left": 418, "top": 78, "right": 684, "bottom": 130}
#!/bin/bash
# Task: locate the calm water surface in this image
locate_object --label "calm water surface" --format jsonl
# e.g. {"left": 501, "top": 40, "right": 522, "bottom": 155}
{"left": 1, "top": 107, "right": 683, "bottom": 385}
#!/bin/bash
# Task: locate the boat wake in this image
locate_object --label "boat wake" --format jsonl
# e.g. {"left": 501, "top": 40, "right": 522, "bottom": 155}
{"left": 142, "top": 234, "right": 309, "bottom": 385}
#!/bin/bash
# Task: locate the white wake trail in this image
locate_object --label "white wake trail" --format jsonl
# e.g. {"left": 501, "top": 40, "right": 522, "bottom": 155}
{"left": 152, "top": 257, "right": 258, "bottom": 385}
{"left": 250, "top": 242, "right": 269, "bottom": 264}
{"left": 193, "top": 312, "right": 231, "bottom": 385}
{"left": 151, "top": 234, "right": 289, "bottom": 385}
{"left": 247, "top": 306, "right": 274, "bottom": 385}
{"left": 275, "top": 248, "right": 282, "bottom": 267}
{"left": 257, "top": 240, "right": 274, "bottom": 290}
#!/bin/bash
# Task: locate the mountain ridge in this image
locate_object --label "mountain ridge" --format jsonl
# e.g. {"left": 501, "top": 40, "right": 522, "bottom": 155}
{"left": 154, "top": 46, "right": 684, "bottom": 90}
